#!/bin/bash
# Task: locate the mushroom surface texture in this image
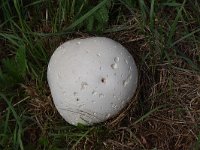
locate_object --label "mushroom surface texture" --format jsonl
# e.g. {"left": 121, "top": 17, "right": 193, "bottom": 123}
{"left": 47, "top": 37, "right": 138, "bottom": 126}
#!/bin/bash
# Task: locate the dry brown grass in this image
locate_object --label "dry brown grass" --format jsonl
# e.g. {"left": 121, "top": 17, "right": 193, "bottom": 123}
{"left": 104, "top": 68, "right": 200, "bottom": 149}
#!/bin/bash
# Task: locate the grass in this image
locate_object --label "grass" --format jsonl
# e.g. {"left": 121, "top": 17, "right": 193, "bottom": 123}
{"left": 0, "top": 0, "right": 200, "bottom": 149}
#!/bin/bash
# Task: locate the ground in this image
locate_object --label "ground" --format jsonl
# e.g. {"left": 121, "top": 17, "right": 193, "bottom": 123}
{"left": 0, "top": 0, "right": 200, "bottom": 150}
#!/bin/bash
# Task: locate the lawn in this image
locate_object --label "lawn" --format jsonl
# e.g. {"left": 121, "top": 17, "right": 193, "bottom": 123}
{"left": 0, "top": 0, "right": 200, "bottom": 149}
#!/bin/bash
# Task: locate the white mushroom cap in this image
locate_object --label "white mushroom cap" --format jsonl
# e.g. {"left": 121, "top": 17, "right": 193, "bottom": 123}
{"left": 47, "top": 37, "right": 138, "bottom": 125}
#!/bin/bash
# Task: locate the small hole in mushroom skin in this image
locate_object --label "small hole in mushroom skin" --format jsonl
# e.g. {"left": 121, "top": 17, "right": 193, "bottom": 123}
{"left": 76, "top": 98, "right": 79, "bottom": 101}
{"left": 101, "top": 78, "right": 106, "bottom": 83}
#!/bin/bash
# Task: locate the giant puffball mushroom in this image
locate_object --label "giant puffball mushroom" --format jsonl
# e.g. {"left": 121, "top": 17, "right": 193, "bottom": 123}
{"left": 47, "top": 37, "right": 138, "bottom": 126}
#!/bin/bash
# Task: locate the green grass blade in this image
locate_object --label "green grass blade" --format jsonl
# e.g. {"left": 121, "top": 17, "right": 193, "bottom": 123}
{"left": 0, "top": 94, "right": 21, "bottom": 129}
{"left": 171, "top": 28, "right": 200, "bottom": 47}
{"left": 70, "top": 0, "right": 76, "bottom": 18}
{"left": 15, "top": 46, "right": 27, "bottom": 77}
{"left": 71, "top": 127, "right": 94, "bottom": 149}
{"left": 161, "top": 2, "right": 182, "bottom": 7}
{"left": 76, "top": 0, "right": 87, "bottom": 17}
{"left": 138, "top": 0, "right": 148, "bottom": 22}
{"left": 150, "top": 0, "right": 155, "bottom": 31}
{"left": 64, "top": 0, "right": 108, "bottom": 31}
{"left": 194, "top": 133, "right": 200, "bottom": 150}
{"left": 24, "top": 0, "right": 45, "bottom": 8}
{"left": 118, "top": 0, "right": 135, "bottom": 14}
{"left": 133, "top": 105, "right": 166, "bottom": 125}
{"left": 13, "top": 0, "right": 24, "bottom": 31}
{"left": 0, "top": 33, "right": 22, "bottom": 47}
{"left": 176, "top": 49, "right": 200, "bottom": 71}
{"left": 167, "top": 0, "right": 186, "bottom": 45}
{"left": 0, "top": 93, "right": 24, "bottom": 150}
{"left": 0, "top": 105, "right": 11, "bottom": 145}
